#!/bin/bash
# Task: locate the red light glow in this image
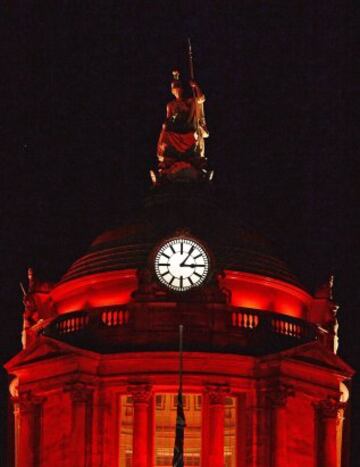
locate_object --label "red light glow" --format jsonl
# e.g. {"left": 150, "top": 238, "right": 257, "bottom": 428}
{"left": 51, "top": 270, "right": 138, "bottom": 314}
{"left": 221, "top": 271, "right": 310, "bottom": 318}
{"left": 50, "top": 269, "right": 310, "bottom": 320}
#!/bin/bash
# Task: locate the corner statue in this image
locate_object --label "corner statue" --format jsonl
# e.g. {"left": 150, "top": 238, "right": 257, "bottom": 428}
{"left": 153, "top": 69, "right": 212, "bottom": 184}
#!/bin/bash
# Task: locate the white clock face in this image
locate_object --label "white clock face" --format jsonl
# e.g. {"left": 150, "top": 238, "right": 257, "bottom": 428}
{"left": 154, "top": 238, "right": 209, "bottom": 291}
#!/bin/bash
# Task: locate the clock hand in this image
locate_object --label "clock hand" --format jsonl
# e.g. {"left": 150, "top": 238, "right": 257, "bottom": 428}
{"left": 180, "top": 246, "right": 194, "bottom": 267}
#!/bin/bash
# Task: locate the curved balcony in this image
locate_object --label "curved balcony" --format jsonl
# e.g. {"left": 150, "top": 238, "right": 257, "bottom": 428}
{"left": 43, "top": 303, "right": 320, "bottom": 356}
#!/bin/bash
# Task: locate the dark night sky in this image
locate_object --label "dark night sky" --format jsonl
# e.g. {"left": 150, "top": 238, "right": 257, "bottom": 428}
{"left": 0, "top": 1, "right": 358, "bottom": 464}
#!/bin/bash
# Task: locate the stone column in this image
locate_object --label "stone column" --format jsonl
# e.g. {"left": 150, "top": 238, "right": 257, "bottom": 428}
{"left": 13, "top": 400, "right": 20, "bottom": 467}
{"left": 236, "top": 394, "right": 247, "bottom": 467}
{"left": 266, "top": 384, "right": 294, "bottom": 467}
{"left": 64, "top": 382, "right": 93, "bottom": 467}
{"left": 316, "top": 397, "right": 346, "bottom": 467}
{"left": 206, "top": 385, "right": 229, "bottom": 467}
{"left": 14, "top": 391, "right": 44, "bottom": 467}
{"left": 245, "top": 400, "right": 262, "bottom": 467}
{"left": 96, "top": 387, "right": 118, "bottom": 467}
{"left": 128, "top": 384, "right": 152, "bottom": 467}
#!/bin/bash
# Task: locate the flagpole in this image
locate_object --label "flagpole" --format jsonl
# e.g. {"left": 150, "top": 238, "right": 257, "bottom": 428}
{"left": 172, "top": 324, "right": 186, "bottom": 467}
{"left": 179, "top": 324, "right": 184, "bottom": 394}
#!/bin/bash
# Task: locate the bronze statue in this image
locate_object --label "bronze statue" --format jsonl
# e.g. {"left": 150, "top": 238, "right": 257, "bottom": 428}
{"left": 157, "top": 70, "right": 208, "bottom": 162}
{"left": 152, "top": 41, "right": 212, "bottom": 184}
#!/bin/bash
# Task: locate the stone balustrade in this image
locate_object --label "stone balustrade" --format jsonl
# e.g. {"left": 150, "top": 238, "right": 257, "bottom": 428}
{"left": 43, "top": 304, "right": 319, "bottom": 354}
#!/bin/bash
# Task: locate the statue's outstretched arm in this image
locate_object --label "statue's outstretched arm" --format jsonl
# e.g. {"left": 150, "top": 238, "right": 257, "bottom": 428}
{"left": 190, "top": 81, "right": 205, "bottom": 104}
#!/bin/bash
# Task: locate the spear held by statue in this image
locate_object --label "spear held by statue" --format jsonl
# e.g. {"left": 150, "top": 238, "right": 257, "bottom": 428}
{"left": 187, "top": 38, "right": 209, "bottom": 142}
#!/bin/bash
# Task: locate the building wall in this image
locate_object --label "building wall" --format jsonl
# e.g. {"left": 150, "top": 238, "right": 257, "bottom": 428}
{"left": 5, "top": 340, "right": 351, "bottom": 467}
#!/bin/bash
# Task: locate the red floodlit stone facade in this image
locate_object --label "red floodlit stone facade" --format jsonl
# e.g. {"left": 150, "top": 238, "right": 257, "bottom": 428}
{"left": 5, "top": 185, "right": 353, "bottom": 466}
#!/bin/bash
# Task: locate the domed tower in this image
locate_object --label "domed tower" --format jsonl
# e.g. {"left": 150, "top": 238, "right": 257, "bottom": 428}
{"left": 5, "top": 74, "right": 353, "bottom": 467}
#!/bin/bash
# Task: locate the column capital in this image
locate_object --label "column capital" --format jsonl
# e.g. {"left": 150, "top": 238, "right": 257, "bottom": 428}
{"left": 315, "top": 396, "right": 346, "bottom": 419}
{"left": 127, "top": 384, "right": 152, "bottom": 403}
{"left": 266, "top": 383, "right": 295, "bottom": 409}
{"left": 206, "top": 384, "right": 230, "bottom": 405}
{"left": 14, "top": 390, "right": 46, "bottom": 412}
{"left": 64, "top": 382, "right": 93, "bottom": 403}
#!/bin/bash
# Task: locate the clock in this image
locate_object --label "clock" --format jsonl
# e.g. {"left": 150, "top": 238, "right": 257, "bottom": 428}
{"left": 154, "top": 238, "right": 209, "bottom": 291}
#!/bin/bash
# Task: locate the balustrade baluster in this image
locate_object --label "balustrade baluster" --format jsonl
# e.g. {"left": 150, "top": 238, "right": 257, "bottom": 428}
{"left": 252, "top": 314, "right": 256, "bottom": 328}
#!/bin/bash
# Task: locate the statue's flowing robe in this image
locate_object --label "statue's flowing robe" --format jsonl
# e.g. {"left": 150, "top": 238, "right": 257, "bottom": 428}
{"left": 157, "top": 97, "right": 198, "bottom": 160}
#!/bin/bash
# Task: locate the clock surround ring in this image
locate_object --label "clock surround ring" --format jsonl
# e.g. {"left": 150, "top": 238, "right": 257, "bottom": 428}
{"left": 152, "top": 236, "right": 211, "bottom": 292}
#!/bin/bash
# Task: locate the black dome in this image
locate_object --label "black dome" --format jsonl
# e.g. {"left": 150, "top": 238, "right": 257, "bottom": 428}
{"left": 60, "top": 184, "right": 302, "bottom": 288}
